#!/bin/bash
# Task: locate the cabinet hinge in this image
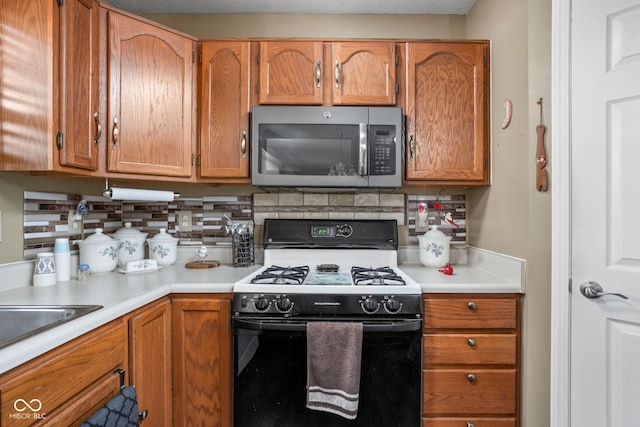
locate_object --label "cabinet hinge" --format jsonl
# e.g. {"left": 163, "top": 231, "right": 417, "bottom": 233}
{"left": 198, "top": 52, "right": 202, "bottom": 64}
{"left": 191, "top": 153, "right": 195, "bottom": 166}
{"left": 395, "top": 82, "right": 399, "bottom": 94}
{"left": 197, "top": 154, "right": 202, "bottom": 166}
{"left": 483, "top": 55, "right": 487, "bottom": 67}
{"left": 256, "top": 81, "right": 260, "bottom": 93}
{"left": 395, "top": 53, "right": 399, "bottom": 65}
{"left": 57, "top": 0, "right": 63, "bottom": 6}
{"left": 483, "top": 157, "right": 488, "bottom": 168}
{"left": 256, "top": 53, "right": 260, "bottom": 64}
{"left": 56, "top": 132, "right": 64, "bottom": 149}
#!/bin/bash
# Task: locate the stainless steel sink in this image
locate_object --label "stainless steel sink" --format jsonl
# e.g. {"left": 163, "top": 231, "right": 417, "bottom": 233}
{"left": 0, "top": 305, "right": 103, "bottom": 349}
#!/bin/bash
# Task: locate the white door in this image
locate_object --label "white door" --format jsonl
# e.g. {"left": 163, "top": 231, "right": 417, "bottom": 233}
{"left": 570, "top": 0, "right": 640, "bottom": 425}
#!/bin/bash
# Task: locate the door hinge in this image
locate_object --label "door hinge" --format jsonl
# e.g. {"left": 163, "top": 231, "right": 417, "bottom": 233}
{"left": 57, "top": 0, "right": 63, "bottom": 6}
{"left": 568, "top": 277, "right": 573, "bottom": 293}
{"left": 56, "top": 132, "right": 64, "bottom": 149}
{"left": 395, "top": 82, "right": 399, "bottom": 94}
{"left": 198, "top": 52, "right": 202, "bottom": 64}
{"left": 256, "top": 81, "right": 260, "bottom": 93}
{"left": 191, "top": 153, "right": 195, "bottom": 165}
{"left": 256, "top": 53, "right": 260, "bottom": 64}
{"left": 395, "top": 53, "right": 399, "bottom": 65}
{"left": 197, "top": 154, "right": 202, "bottom": 166}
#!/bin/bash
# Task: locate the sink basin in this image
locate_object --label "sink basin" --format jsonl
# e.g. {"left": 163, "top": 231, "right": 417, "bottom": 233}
{"left": 0, "top": 305, "right": 103, "bottom": 350}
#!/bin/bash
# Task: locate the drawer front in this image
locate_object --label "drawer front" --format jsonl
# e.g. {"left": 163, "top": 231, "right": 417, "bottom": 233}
{"left": 423, "top": 417, "right": 516, "bottom": 427}
{"left": 423, "top": 369, "right": 517, "bottom": 415}
{"left": 423, "top": 297, "right": 517, "bottom": 329}
{"left": 0, "top": 320, "right": 125, "bottom": 426}
{"left": 424, "top": 334, "right": 516, "bottom": 365}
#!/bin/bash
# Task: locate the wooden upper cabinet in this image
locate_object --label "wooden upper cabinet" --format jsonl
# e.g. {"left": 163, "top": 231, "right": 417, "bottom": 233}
{"left": 256, "top": 40, "right": 397, "bottom": 106}
{"left": 258, "top": 41, "right": 323, "bottom": 105}
{"left": 199, "top": 41, "right": 250, "bottom": 181}
{"left": 107, "top": 11, "right": 195, "bottom": 177}
{"left": 0, "top": 0, "right": 100, "bottom": 174}
{"left": 331, "top": 41, "right": 396, "bottom": 105}
{"left": 58, "top": 0, "right": 101, "bottom": 171}
{"left": 405, "top": 42, "right": 489, "bottom": 185}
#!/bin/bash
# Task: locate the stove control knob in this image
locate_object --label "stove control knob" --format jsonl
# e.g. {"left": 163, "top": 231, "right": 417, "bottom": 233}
{"left": 254, "top": 297, "right": 270, "bottom": 311}
{"left": 385, "top": 298, "right": 402, "bottom": 313}
{"left": 362, "top": 297, "right": 379, "bottom": 314}
{"left": 337, "top": 224, "right": 353, "bottom": 238}
{"left": 276, "top": 297, "right": 293, "bottom": 313}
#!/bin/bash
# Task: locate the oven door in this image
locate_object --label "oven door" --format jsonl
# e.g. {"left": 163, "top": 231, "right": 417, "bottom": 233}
{"left": 232, "top": 316, "right": 422, "bottom": 427}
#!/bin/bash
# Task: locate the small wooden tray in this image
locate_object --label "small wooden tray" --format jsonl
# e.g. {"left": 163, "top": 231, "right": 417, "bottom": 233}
{"left": 185, "top": 260, "right": 221, "bottom": 269}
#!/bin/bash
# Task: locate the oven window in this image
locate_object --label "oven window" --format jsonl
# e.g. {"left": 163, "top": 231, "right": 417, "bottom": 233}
{"left": 233, "top": 328, "right": 422, "bottom": 427}
{"left": 257, "top": 124, "right": 360, "bottom": 176}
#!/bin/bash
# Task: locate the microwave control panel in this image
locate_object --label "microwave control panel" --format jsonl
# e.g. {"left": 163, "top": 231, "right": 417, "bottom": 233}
{"left": 370, "top": 125, "right": 396, "bottom": 175}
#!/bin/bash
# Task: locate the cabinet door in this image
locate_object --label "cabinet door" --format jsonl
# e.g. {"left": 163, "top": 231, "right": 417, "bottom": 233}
{"left": 406, "top": 42, "right": 489, "bottom": 184}
{"left": 129, "top": 298, "right": 172, "bottom": 426}
{"left": 107, "top": 12, "right": 194, "bottom": 177}
{"left": 258, "top": 41, "right": 323, "bottom": 105}
{"left": 172, "top": 296, "right": 232, "bottom": 427}
{"left": 332, "top": 41, "right": 396, "bottom": 105}
{"left": 199, "top": 41, "right": 250, "bottom": 180}
{"left": 58, "top": 0, "right": 100, "bottom": 171}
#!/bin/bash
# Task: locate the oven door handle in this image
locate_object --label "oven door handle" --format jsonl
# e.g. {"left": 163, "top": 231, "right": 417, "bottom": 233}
{"left": 233, "top": 318, "right": 422, "bottom": 333}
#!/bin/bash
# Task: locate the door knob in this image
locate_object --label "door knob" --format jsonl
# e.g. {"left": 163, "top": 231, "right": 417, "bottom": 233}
{"left": 579, "top": 281, "right": 628, "bottom": 300}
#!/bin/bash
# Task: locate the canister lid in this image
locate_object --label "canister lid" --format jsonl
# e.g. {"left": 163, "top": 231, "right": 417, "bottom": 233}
{"left": 147, "top": 228, "right": 177, "bottom": 243}
{"left": 113, "top": 222, "right": 146, "bottom": 236}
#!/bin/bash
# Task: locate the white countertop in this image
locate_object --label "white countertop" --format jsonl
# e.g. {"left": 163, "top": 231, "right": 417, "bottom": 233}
{"left": 0, "top": 246, "right": 525, "bottom": 374}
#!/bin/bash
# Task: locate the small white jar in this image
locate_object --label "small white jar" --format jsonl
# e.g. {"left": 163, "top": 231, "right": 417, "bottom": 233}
{"left": 147, "top": 228, "right": 178, "bottom": 266}
{"left": 417, "top": 225, "right": 452, "bottom": 268}
{"left": 112, "top": 222, "right": 148, "bottom": 267}
{"left": 77, "top": 228, "right": 119, "bottom": 273}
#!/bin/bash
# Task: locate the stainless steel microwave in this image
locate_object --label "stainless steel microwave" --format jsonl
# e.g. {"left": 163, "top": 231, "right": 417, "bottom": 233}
{"left": 251, "top": 106, "right": 403, "bottom": 188}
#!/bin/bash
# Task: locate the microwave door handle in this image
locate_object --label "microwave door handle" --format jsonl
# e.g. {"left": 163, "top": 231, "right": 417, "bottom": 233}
{"left": 358, "top": 123, "right": 368, "bottom": 176}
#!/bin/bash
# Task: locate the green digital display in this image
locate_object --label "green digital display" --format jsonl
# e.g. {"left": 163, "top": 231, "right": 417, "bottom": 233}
{"left": 311, "top": 226, "right": 335, "bottom": 238}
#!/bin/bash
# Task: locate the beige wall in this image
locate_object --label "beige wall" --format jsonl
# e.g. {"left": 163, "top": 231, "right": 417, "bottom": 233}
{"left": 0, "top": 3, "right": 552, "bottom": 426}
{"left": 466, "top": 1, "right": 552, "bottom": 427}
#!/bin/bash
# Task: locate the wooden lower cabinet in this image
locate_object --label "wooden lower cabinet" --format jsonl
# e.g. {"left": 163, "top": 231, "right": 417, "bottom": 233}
{"left": 171, "top": 294, "right": 232, "bottom": 427}
{"left": 422, "top": 294, "right": 521, "bottom": 427}
{"left": 128, "top": 297, "right": 172, "bottom": 426}
{"left": 0, "top": 319, "right": 126, "bottom": 427}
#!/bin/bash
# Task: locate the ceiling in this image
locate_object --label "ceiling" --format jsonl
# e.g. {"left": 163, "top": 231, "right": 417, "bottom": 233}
{"left": 108, "top": 0, "right": 477, "bottom": 15}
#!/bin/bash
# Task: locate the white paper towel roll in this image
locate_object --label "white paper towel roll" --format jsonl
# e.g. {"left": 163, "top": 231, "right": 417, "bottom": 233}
{"left": 109, "top": 187, "right": 176, "bottom": 202}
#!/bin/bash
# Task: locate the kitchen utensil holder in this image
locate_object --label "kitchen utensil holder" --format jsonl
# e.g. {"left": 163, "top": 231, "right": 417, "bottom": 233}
{"left": 232, "top": 232, "right": 254, "bottom": 267}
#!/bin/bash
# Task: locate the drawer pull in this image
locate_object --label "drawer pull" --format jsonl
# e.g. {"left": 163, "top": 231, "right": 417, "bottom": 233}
{"left": 468, "top": 301, "right": 477, "bottom": 310}
{"left": 467, "top": 373, "right": 476, "bottom": 383}
{"left": 468, "top": 338, "right": 476, "bottom": 347}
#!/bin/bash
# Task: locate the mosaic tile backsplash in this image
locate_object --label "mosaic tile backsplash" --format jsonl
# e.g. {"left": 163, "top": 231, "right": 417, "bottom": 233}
{"left": 23, "top": 190, "right": 466, "bottom": 259}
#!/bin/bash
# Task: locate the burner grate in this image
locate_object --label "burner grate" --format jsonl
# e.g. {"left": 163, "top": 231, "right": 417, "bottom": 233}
{"left": 251, "top": 265, "right": 310, "bottom": 285}
{"left": 351, "top": 266, "right": 406, "bottom": 286}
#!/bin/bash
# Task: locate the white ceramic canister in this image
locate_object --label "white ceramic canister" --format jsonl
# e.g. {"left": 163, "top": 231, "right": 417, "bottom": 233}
{"left": 53, "top": 237, "right": 71, "bottom": 282}
{"left": 147, "top": 228, "right": 178, "bottom": 266}
{"left": 417, "top": 225, "right": 452, "bottom": 268}
{"left": 112, "top": 222, "right": 148, "bottom": 267}
{"left": 77, "top": 228, "right": 119, "bottom": 273}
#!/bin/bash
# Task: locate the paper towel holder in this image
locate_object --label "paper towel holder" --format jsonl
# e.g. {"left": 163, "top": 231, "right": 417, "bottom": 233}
{"left": 102, "top": 178, "right": 181, "bottom": 201}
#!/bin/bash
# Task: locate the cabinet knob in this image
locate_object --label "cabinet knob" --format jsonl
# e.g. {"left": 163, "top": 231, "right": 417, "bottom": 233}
{"left": 315, "top": 60, "right": 321, "bottom": 88}
{"left": 139, "top": 409, "right": 148, "bottom": 420}
{"left": 93, "top": 112, "right": 102, "bottom": 146}
{"left": 112, "top": 117, "right": 119, "bottom": 150}
{"left": 468, "top": 338, "right": 476, "bottom": 347}
{"left": 241, "top": 131, "right": 247, "bottom": 159}
{"left": 468, "top": 301, "right": 477, "bottom": 311}
{"left": 467, "top": 423, "right": 476, "bottom": 427}
{"left": 409, "top": 134, "right": 415, "bottom": 160}
{"left": 467, "top": 373, "right": 476, "bottom": 383}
